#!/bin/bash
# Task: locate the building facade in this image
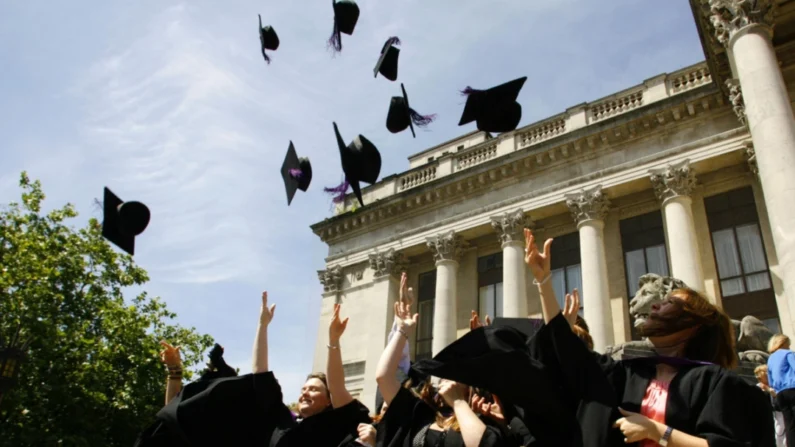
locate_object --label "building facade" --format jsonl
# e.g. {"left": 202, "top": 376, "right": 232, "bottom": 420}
{"left": 310, "top": 0, "right": 795, "bottom": 409}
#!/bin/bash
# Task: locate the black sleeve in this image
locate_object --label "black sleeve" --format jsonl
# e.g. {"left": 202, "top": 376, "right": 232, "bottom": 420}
{"left": 695, "top": 372, "right": 775, "bottom": 447}
{"left": 527, "top": 312, "right": 619, "bottom": 402}
{"left": 252, "top": 371, "right": 294, "bottom": 422}
{"left": 477, "top": 424, "right": 507, "bottom": 447}
{"left": 376, "top": 387, "right": 431, "bottom": 447}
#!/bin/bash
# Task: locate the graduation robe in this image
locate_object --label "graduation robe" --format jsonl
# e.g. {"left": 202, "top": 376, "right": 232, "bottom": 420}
{"left": 134, "top": 371, "right": 370, "bottom": 447}
{"left": 529, "top": 313, "right": 775, "bottom": 447}
{"left": 375, "top": 386, "right": 505, "bottom": 447}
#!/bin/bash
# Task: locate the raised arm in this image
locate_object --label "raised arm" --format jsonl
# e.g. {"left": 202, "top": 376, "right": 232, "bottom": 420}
{"left": 327, "top": 303, "right": 354, "bottom": 408}
{"left": 159, "top": 340, "right": 182, "bottom": 405}
{"left": 252, "top": 291, "right": 275, "bottom": 373}
{"left": 524, "top": 228, "right": 561, "bottom": 323}
{"left": 439, "top": 381, "right": 488, "bottom": 447}
{"left": 375, "top": 273, "right": 418, "bottom": 405}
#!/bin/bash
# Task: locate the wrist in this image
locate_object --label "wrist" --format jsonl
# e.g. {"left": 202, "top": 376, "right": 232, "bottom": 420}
{"left": 652, "top": 421, "right": 666, "bottom": 442}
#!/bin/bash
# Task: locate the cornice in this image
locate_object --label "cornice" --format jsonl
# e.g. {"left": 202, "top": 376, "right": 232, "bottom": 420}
{"left": 311, "top": 86, "right": 724, "bottom": 243}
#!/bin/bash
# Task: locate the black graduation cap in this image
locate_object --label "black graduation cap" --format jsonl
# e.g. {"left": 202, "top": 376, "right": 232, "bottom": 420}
{"left": 280, "top": 141, "right": 312, "bottom": 206}
{"left": 258, "top": 15, "right": 279, "bottom": 64}
{"left": 490, "top": 317, "right": 545, "bottom": 339}
{"left": 328, "top": 0, "right": 360, "bottom": 53}
{"left": 323, "top": 122, "right": 381, "bottom": 208}
{"left": 101, "top": 187, "right": 150, "bottom": 256}
{"left": 458, "top": 76, "right": 527, "bottom": 134}
{"left": 374, "top": 36, "right": 400, "bottom": 81}
{"left": 386, "top": 83, "right": 437, "bottom": 138}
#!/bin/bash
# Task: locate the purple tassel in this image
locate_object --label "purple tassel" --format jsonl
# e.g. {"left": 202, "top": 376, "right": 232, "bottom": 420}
{"left": 460, "top": 86, "right": 480, "bottom": 96}
{"left": 409, "top": 108, "right": 437, "bottom": 128}
{"left": 288, "top": 168, "right": 303, "bottom": 180}
{"left": 324, "top": 180, "right": 350, "bottom": 203}
{"left": 327, "top": 22, "right": 342, "bottom": 53}
{"left": 385, "top": 36, "right": 401, "bottom": 47}
{"left": 290, "top": 411, "right": 299, "bottom": 421}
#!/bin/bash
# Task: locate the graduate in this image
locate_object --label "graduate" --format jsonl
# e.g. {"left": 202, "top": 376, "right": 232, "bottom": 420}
{"left": 134, "top": 292, "right": 371, "bottom": 447}
{"left": 374, "top": 274, "right": 511, "bottom": 447}
{"left": 522, "top": 228, "right": 775, "bottom": 447}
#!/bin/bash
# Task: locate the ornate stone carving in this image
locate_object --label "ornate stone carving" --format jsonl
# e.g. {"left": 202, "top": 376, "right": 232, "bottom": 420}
{"left": 605, "top": 273, "right": 774, "bottom": 364}
{"left": 490, "top": 209, "right": 531, "bottom": 245}
{"left": 745, "top": 142, "right": 759, "bottom": 175}
{"left": 368, "top": 248, "right": 407, "bottom": 278}
{"left": 317, "top": 266, "right": 343, "bottom": 293}
{"left": 726, "top": 79, "right": 747, "bottom": 126}
{"left": 649, "top": 160, "right": 697, "bottom": 202}
{"left": 426, "top": 230, "right": 468, "bottom": 263}
{"left": 565, "top": 186, "right": 610, "bottom": 224}
{"left": 703, "top": 0, "right": 776, "bottom": 47}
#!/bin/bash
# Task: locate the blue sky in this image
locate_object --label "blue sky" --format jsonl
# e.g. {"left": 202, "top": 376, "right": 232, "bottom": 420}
{"left": 0, "top": 1, "right": 706, "bottom": 404}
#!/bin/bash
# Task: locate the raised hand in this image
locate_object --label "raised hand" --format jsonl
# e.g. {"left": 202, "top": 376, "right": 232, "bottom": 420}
{"left": 470, "top": 393, "right": 506, "bottom": 424}
{"left": 399, "top": 272, "right": 414, "bottom": 306}
{"left": 469, "top": 311, "right": 491, "bottom": 330}
{"left": 259, "top": 291, "right": 276, "bottom": 326}
{"left": 329, "top": 303, "right": 349, "bottom": 344}
{"left": 524, "top": 228, "right": 552, "bottom": 283}
{"left": 159, "top": 340, "right": 181, "bottom": 368}
{"left": 356, "top": 423, "right": 377, "bottom": 447}
{"left": 393, "top": 300, "right": 418, "bottom": 331}
{"left": 438, "top": 380, "right": 469, "bottom": 407}
{"left": 563, "top": 289, "right": 581, "bottom": 328}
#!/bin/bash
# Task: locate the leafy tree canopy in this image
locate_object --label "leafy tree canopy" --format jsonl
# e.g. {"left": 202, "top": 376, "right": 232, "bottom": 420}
{"left": 0, "top": 172, "right": 213, "bottom": 446}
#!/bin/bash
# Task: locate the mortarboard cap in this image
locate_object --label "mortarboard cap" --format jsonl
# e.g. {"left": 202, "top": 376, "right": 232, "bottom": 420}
{"left": 102, "top": 187, "right": 150, "bottom": 256}
{"left": 324, "top": 122, "right": 381, "bottom": 208}
{"left": 328, "top": 0, "right": 360, "bottom": 53}
{"left": 458, "top": 76, "right": 527, "bottom": 134}
{"left": 280, "top": 141, "right": 313, "bottom": 206}
{"left": 374, "top": 37, "right": 400, "bottom": 81}
{"left": 258, "top": 15, "right": 279, "bottom": 64}
{"left": 490, "top": 317, "right": 545, "bottom": 339}
{"left": 386, "top": 83, "right": 437, "bottom": 139}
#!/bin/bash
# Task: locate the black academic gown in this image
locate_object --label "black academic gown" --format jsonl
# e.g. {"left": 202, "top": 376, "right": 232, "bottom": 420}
{"left": 375, "top": 387, "right": 505, "bottom": 447}
{"left": 134, "top": 371, "right": 370, "bottom": 447}
{"left": 529, "top": 313, "right": 775, "bottom": 447}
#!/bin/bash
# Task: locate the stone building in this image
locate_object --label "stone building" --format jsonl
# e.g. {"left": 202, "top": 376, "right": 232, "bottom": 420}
{"left": 310, "top": 0, "right": 795, "bottom": 409}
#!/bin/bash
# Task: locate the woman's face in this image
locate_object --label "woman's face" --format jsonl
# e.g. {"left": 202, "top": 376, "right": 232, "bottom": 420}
{"left": 638, "top": 294, "right": 695, "bottom": 338}
{"left": 297, "top": 378, "right": 331, "bottom": 418}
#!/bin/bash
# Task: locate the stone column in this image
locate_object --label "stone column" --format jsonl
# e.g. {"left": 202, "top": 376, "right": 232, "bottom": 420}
{"left": 317, "top": 266, "right": 344, "bottom": 300}
{"left": 491, "top": 209, "right": 531, "bottom": 318}
{"left": 705, "top": 1, "right": 795, "bottom": 316}
{"left": 650, "top": 160, "right": 706, "bottom": 292}
{"left": 566, "top": 186, "right": 614, "bottom": 352}
{"left": 426, "top": 230, "right": 468, "bottom": 355}
{"left": 362, "top": 249, "right": 406, "bottom": 409}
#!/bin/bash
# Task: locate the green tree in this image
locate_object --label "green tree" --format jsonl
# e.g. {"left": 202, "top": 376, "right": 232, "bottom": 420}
{"left": 0, "top": 172, "right": 214, "bottom": 446}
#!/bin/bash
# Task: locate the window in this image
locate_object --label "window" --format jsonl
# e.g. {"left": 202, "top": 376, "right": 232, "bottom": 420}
{"left": 428, "top": 156, "right": 435, "bottom": 163}
{"left": 415, "top": 270, "right": 436, "bottom": 361}
{"left": 457, "top": 145, "right": 465, "bottom": 152}
{"left": 620, "top": 211, "right": 670, "bottom": 297}
{"left": 478, "top": 253, "right": 503, "bottom": 318}
{"left": 705, "top": 187, "right": 778, "bottom": 325}
{"left": 550, "top": 232, "right": 583, "bottom": 312}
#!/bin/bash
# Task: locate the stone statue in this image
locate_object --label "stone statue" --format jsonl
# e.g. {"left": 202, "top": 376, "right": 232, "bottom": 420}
{"left": 604, "top": 274, "right": 773, "bottom": 364}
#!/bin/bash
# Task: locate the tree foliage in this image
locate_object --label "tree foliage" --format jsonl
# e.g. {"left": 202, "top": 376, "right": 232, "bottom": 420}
{"left": 0, "top": 172, "right": 214, "bottom": 446}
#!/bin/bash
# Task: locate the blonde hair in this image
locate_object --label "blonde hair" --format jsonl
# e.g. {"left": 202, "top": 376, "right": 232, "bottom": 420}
{"left": 754, "top": 364, "right": 768, "bottom": 381}
{"left": 768, "top": 334, "right": 791, "bottom": 354}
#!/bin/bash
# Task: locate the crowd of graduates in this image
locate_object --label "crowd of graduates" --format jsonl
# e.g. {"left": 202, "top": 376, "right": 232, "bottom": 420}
{"left": 132, "top": 229, "right": 788, "bottom": 446}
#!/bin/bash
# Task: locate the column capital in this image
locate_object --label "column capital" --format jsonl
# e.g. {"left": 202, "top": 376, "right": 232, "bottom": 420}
{"left": 702, "top": 0, "right": 776, "bottom": 47}
{"left": 650, "top": 159, "right": 697, "bottom": 203}
{"left": 318, "top": 266, "right": 343, "bottom": 294}
{"left": 726, "top": 78, "right": 747, "bottom": 126}
{"left": 426, "top": 230, "right": 468, "bottom": 264}
{"left": 368, "top": 248, "right": 407, "bottom": 278}
{"left": 566, "top": 185, "right": 610, "bottom": 225}
{"left": 744, "top": 141, "right": 759, "bottom": 176}
{"left": 490, "top": 209, "right": 532, "bottom": 246}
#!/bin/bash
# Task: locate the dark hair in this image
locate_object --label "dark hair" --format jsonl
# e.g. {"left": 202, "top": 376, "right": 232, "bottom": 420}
{"left": 573, "top": 324, "right": 594, "bottom": 351}
{"left": 575, "top": 315, "right": 590, "bottom": 334}
{"left": 413, "top": 380, "right": 461, "bottom": 431}
{"left": 672, "top": 288, "right": 737, "bottom": 369}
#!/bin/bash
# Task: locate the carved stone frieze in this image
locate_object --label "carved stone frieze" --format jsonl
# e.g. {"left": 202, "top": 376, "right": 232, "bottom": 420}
{"left": 745, "top": 142, "right": 759, "bottom": 175}
{"left": 318, "top": 266, "right": 343, "bottom": 293}
{"left": 703, "top": 0, "right": 776, "bottom": 47}
{"left": 426, "top": 231, "right": 468, "bottom": 263}
{"left": 490, "top": 209, "right": 531, "bottom": 245}
{"left": 565, "top": 186, "right": 610, "bottom": 224}
{"left": 368, "top": 248, "right": 407, "bottom": 278}
{"left": 649, "top": 160, "right": 697, "bottom": 202}
{"left": 726, "top": 79, "right": 747, "bottom": 126}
